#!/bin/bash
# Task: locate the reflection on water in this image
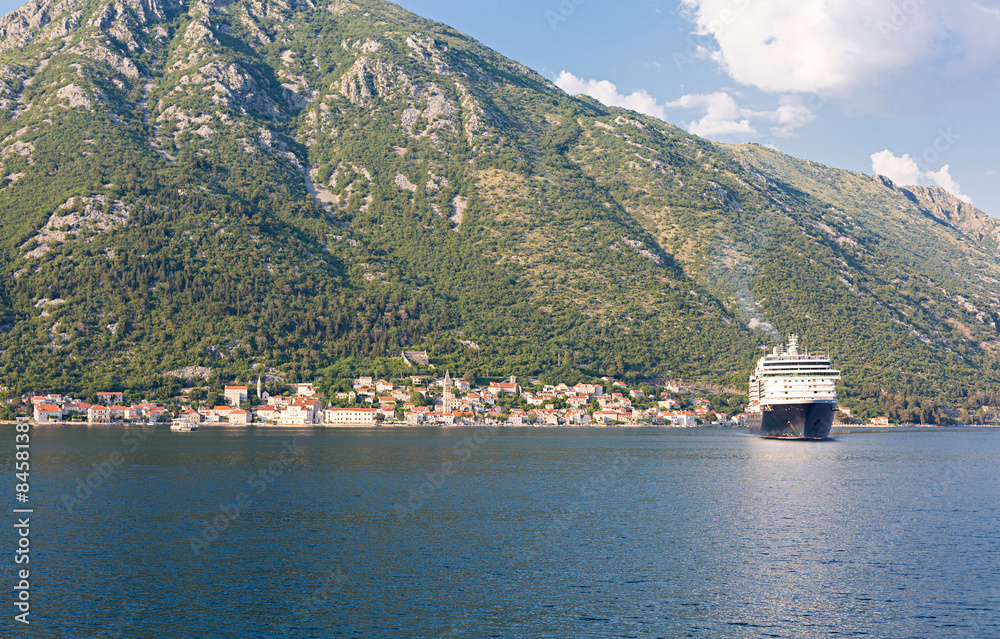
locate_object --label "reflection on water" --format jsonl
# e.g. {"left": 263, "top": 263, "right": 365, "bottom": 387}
{"left": 11, "top": 426, "right": 1000, "bottom": 637}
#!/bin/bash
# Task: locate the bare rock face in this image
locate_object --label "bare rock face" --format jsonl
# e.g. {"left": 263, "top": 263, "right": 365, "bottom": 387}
{"left": 902, "top": 185, "right": 1000, "bottom": 246}
{"left": 53, "top": 83, "right": 92, "bottom": 108}
{"left": 338, "top": 56, "right": 394, "bottom": 106}
{"left": 0, "top": 0, "right": 89, "bottom": 51}
{"left": 21, "top": 195, "right": 130, "bottom": 258}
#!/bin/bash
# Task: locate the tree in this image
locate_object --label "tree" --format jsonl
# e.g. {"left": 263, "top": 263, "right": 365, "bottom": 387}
{"left": 205, "top": 390, "right": 220, "bottom": 408}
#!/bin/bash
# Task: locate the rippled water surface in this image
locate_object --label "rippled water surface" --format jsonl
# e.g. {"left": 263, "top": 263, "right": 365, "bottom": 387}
{"left": 8, "top": 426, "right": 1000, "bottom": 637}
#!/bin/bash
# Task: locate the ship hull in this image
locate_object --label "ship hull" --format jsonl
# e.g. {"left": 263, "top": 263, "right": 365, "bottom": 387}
{"left": 747, "top": 402, "right": 836, "bottom": 439}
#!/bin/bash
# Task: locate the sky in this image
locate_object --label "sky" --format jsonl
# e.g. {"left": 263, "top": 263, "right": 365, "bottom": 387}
{"left": 1, "top": 0, "right": 997, "bottom": 215}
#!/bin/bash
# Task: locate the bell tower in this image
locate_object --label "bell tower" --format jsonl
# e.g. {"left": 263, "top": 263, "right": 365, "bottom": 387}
{"left": 442, "top": 371, "right": 453, "bottom": 414}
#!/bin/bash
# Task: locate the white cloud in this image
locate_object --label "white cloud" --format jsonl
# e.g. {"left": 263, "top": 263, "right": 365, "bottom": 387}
{"left": 871, "top": 150, "right": 923, "bottom": 187}
{"left": 680, "top": 0, "right": 1000, "bottom": 102}
{"left": 666, "top": 92, "right": 754, "bottom": 137}
{"left": 666, "top": 91, "right": 816, "bottom": 139}
{"left": 770, "top": 98, "right": 818, "bottom": 136}
{"left": 554, "top": 71, "right": 667, "bottom": 121}
{"left": 871, "top": 150, "right": 972, "bottom": 203}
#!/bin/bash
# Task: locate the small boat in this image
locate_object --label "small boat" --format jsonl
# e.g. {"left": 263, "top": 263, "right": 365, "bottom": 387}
{"left": 171, "top": 420, "right": 198, "bottom": 431}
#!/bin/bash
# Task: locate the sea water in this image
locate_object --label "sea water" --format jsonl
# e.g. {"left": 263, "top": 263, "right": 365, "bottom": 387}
{"left": 9, "top": 425, "right": 1000, "bottom": 638}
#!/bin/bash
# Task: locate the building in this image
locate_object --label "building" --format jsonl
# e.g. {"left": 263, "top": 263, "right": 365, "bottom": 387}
{"left": 377, "top": 397, "right": 397, "bottom": 417}
{"left": 63, "top": 401, "right": 92, "bottom": 415}
{"left": 293, "top": 383, "right": 317, "bottom": 397}
{"left": 228, "top": 409, "right": 250, "bottom": 425}
{"left": 255, "top": 406, "right": 279, "bottom": 423}
{"left": 224, "top": 386, "right": 248, "bottom": 406}
{"left": 144, "top": 407, "right": 169, "bottom": 423}
{"left": 277, "top": 399, "right": 323, "bottom": 424}
{"left": 487, "top": 381, "right": 518, "bottom": 396}
{"left": 507, "top": 409, "right": 529, "bottom": 425}
{"left": 33, "top": 404, "right": 62, "bottom": 422}
{"left": 659, "top": 399, "right": 681, "bottom": 411}
{"left": 324, "top": 407, "right": 377, "bottom": 426}
{"left": 96, "top": 391, "right": 124, "bottom": 406}
{"left": 88, "top": 405, "right": 111, "bottom": 423}
{"left": 177, "top": 409, "right": 201, "bottom": 425}
{"left": 671, "top": 411, "right": 697, "bottom": 427}
{"left": 441, "top": 371, "right": 454, "bottom": 415}
{"left": 200, "top": 406, "right": 235, "bottom": 423}
{"left": 572, "top": 382, "right": 602, "bottom": 396}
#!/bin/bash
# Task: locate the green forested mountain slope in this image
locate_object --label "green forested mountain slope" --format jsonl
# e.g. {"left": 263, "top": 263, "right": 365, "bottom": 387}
{"left": 0, "top": 0, "right": 998, "bottom": 418}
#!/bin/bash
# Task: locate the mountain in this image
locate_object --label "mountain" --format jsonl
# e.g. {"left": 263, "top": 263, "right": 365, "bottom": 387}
{"left": 1, "top": 0, "right": 999, "bottom": 420}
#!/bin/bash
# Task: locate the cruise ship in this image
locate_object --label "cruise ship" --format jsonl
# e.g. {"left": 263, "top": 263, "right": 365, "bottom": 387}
{"left": 747, "top": 335, "right": 841, "bottom": 439}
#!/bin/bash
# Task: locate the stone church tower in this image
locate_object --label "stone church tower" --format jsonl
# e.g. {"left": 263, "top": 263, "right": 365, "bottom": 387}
{"left": 442, "top": 371, "right": 454, "bottom": 414}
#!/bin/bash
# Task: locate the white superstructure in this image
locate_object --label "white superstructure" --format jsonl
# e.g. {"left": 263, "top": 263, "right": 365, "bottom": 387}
{"left": 748, "top": 335, "right": 841, "bottom": 408}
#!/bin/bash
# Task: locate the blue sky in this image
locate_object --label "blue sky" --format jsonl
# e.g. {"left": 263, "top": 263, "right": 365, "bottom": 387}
{"left": 2, "top": 0, "right": 997, "bottom": 215}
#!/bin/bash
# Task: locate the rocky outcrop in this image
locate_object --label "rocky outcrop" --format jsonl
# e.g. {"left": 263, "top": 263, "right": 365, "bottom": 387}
{"left": 902, "top": 185, "right": 1000, "bottom": 247}
{"left": 0, "top": 0, "right": 89, "bottom": 51}
{"left": 338, "top": 56, "right": 394, "bottom": 106}
{"left": 21, "top": 195, "right": 130, "bottom": 258}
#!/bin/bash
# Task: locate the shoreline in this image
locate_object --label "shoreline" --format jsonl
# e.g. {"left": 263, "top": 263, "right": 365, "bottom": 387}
{"left": 13, "top": 421, "right": 999, "bottom": 429}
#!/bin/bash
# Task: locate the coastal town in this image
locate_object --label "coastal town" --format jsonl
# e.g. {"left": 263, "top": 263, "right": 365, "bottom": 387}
{"left": 19, "top": 371, "right": 751, "bottom": 428}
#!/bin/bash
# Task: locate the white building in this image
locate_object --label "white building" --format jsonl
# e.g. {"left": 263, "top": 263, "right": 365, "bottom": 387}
{"left": 324, "top": 407, "right": 377, "bottom": 426}
{"left": 671, "top": 411, "right": 697, "bottom": 427}
{"left": 278, "top": 399, "right": 323, "bottom": 424}
{"left": 177, "top": 409, "right": 201, "bottom": 425}
{"left": 224, "top": 386, "right": 248, "bottom": 406}
{"left": 293, "top": 383, "right": 317, "bottom": 397}
{"left": 255, "top": 406, "right": 279, "bottom": 423}
{"left": 33, "top": 404, "right": 62, "bottom": 422}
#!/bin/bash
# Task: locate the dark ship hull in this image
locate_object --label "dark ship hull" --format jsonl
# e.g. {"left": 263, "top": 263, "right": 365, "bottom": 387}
{"left": 747, "top": 402, "right": 836, "bottom": 439}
